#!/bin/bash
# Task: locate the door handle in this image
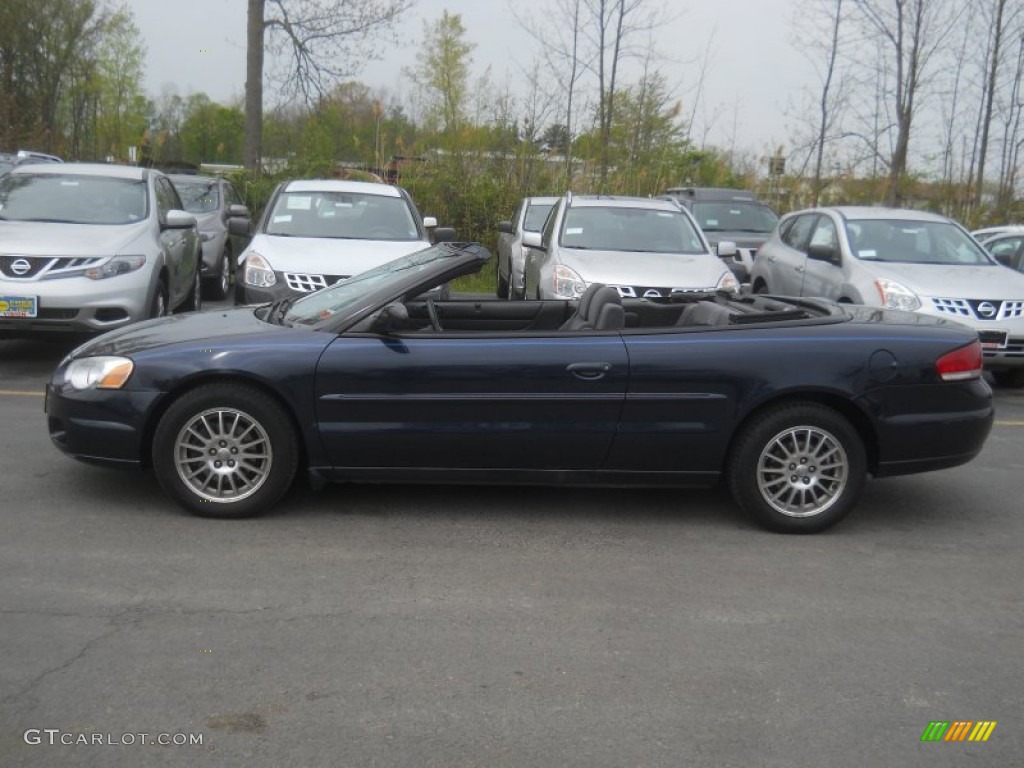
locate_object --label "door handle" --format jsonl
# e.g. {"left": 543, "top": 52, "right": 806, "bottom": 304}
{"left": 567, "top": 362, "right": 612, "bottom": 380}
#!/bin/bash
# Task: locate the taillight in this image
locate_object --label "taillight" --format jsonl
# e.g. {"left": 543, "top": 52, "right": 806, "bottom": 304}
{"left": 935, "top": 340, "right": 983, "bottom": 382}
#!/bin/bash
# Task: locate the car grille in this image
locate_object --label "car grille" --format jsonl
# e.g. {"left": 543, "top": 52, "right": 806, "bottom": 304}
{"left": 931, "top": 298, "right": 1024, "bottom": 321}
{"left": 611, "top": 285, "right": 717, "bottom": 299}
{"left": 283, "top": 272, "right": 350, "bottom": 293}
{"left": 0, "top": 255, "right": 106, "bottom": 280}
{"left": 983, "top": 336, "right": 1024, "bottom": 358}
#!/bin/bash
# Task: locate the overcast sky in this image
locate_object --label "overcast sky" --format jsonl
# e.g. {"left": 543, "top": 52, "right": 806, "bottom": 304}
{"left": 131, "top": 0, "right": 810, "bottom": 155}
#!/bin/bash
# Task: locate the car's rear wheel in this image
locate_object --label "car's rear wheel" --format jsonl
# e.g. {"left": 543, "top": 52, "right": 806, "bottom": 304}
{"left": 497, "top": 268, "right": 509, "bottom": 298}
{"left": 992, "top": 369, "right": 1024, "bottom": 388}
{"left": 728, "top": 402, "right": 866, "bottom": 533}
{"left": 205, "top": 247, "right": 231, "bottom": 301}
{"left": 152, "top": 383, "right": 299, "bottom": 519}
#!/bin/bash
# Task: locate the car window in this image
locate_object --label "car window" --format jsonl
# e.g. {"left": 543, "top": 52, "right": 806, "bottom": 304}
{"left": 809, "top": 216, "right": 838, "bottom": 251}
{"left": 523, "top": 201, "right": 555, "bottom": 232}
{"left": 690, "top": 201, "right": 778, "bottom": 233}
{"left": 265, "top": 190, "right": 419, "bottom": 240}
{"left": 986, "top": 236, "right": 1023, "bottom": 265}
{"left": 224, "top": 183, "right": 242, "bottom": 208}
{"left": 781, "top": 214, "right": 817, "bottom": 250}
{"left": 0, "top": 173, "right": 148, "bottom": 224}
{"left": 155, "top": 176, "right": 180, "bottom": 216}
{"left": 559, "top": 206, "right": 707, "bottom": 253}
{"left": 175, "top": 179, "right": 220, "bottom": 213}
{"left": 845, "top": 219, "right": 994, "bottom": 265}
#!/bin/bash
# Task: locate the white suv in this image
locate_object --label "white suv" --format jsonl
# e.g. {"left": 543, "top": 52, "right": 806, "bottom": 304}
{"left": 236, "top": 179, "right": 453, "bottom": 304}
{"left": 751, "top": 206, "right": 1024, "bottom": 387}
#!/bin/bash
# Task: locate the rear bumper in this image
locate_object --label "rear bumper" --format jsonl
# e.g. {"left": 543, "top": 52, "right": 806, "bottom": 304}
{"left": 860, "top": 378, "right": 994, "bottom": 477}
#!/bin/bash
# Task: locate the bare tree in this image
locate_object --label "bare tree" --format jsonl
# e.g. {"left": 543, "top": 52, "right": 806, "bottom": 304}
{"left": 244, "top": 0, "right": 413, "bottom": 172}
{"left": 850, "top": 0, "right": 964, "bottom": 205}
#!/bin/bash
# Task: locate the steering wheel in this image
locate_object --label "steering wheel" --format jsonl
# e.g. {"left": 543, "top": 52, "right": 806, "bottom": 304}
{"left": 426, "top": 297, "right": 442, "bottom": 332}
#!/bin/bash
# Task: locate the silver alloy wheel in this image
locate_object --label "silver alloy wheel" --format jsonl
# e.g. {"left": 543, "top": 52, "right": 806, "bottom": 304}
{"left": 756, "top": 425, "right": 848, "bottom": 518}
{"left": 173, "top": 407, "right": 273, "bottom": 503}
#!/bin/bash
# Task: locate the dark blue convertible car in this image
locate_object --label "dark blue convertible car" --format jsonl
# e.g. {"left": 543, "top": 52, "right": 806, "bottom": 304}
{"left": 46, "top": 242, "right": 993, "bottom": 533}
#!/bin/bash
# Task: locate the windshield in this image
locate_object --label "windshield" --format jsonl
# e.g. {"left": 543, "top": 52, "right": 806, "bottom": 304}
{"left": 175, "top": 180, "right": 219, "bottom": 213}
{"left": 690, "top": 201, "right": 778, "bottom": 233}
{"left": 559, "top": 206, "right": 707, "bottom": 253}
{"left": 524, "top": 202, "right": 555, "bottom": 232}
{"left": 0, "top": 174, "right": 148, "bottom": 224}
{"left": 845, "top": 219, "right": 995, "bottom": 266}
{"left": 280, "top": 244, "right": 446, "bottom": 326}
{"left": 265, "top": 189, "right": 420, "bottom": 240}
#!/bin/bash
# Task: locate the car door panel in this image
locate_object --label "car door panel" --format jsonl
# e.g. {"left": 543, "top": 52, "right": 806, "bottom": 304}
{"left": 315, "top": 333, "right": 629, "bottom": 470}
{"left": 800, "top": 214, "right": 844, "bottom": 300}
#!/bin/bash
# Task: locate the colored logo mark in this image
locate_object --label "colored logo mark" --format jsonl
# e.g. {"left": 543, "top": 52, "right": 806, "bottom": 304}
{"left": 920, "top": 721, "right": 997, "bottom": 742}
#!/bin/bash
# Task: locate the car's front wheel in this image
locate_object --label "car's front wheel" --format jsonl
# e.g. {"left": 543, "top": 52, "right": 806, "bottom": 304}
{"left": 179, "top": 266, "right": 202, "bottom": 313}
{"left": 496, "top": 267, "right": 509, "bottom": 298}
{"left": 152, "top": 383, "right": 299, "bottom": 518}
{"left": 728, "top": 402, "right": 866, "bottom": 533}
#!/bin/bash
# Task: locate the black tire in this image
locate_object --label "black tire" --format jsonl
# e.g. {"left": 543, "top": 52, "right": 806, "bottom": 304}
{"left": 728, "top": 402, "right": 866, "bottom": 533}
{"left": 497, "top": 268, "right": 509, "bottom": 298}
{"left": 179, "top": 266, "right": 202, "bottom": 313}
{"left": 152, "top": 383, "right": 299, "bottom": 519}
{"left": 204, "top": 248, "right": 232, "bottom": 301}
{"left": 752, "top": 281, "right": 770, "bottom": 295}
{"left": 992, "top": 369, "right": 1024, "bottom": 388}
{"left": 150, "top": 277, "right": 168, "bottom": 319}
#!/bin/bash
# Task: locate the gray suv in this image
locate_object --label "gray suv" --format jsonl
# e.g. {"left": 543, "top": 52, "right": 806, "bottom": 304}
{"left": 0, "top": 164, "right": 201, "bottom": 337}
{"left": 751, "top": 206, "right": 1024, "bottom": 387}
{"left": 522, "top": 194, "right": 738, "bottom": 300}
{"left": 661, "top": 187, "right": 779, "bottom": 281}
{"left": 496, "top": 196, "right": 557, "bottom": 299}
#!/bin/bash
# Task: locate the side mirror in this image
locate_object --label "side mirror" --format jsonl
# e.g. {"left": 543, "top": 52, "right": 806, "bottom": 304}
{"left": 370, "top": 302, "right": 410, "bottom": 333}
{"left": 228, "top": 203, "right": 251, "bottom": 218}
{"left": 229, "top": 217, "right": 252, "bottom": 236}
{"left": 433, "top": 227, "right": 456, "bottom": 243}
{"left": 717, "top": 240, "right": 738, "bottom": 258}
{"left": 163, "top": 209, "right": 196, "bottom": 230}
{"left": 497, "top": 220, "right": 513, "bottom": 235}
{"left": 423, "top": 216, "right": 438, "bottom": 228}
{"left": 522, "top": 231, "right": 544, "bottom": 250}
{"left": 807, "top": 242, "right": 840, "bottom": 264}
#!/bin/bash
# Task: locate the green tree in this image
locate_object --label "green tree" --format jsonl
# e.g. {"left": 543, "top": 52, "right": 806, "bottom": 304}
{"left": 180, "top": 94, "right": 245, "bottom": 165}
{"left": 404, "top": 11, "right": 474, "bottom": 134}
{"left": 94, "top": 6, "right": 147, "bottom": 161}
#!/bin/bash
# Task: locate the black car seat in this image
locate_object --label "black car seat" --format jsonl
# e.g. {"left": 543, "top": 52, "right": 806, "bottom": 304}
{"left": 560, "top": 283, "right": 625, "bottom": 330}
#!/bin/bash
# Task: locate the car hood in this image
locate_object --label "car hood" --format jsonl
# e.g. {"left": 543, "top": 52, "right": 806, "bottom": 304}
{"left": 244, "top": 233, "right": 431, "bottom": 275}
{"left": 0, "top": 220, "right": 150, "bottom": 255}
{"left": 866, "top": 261, "right": 1024, "bottom": 297}
{"left": 67, "top": 307, "right": 305, "bottom": 359}
{"left": 558, "top": 249, "right": 729, "bottom": 288}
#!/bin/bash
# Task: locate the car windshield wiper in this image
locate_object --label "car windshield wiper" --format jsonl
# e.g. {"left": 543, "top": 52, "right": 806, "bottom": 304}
{"left": 262, "top": 296, "right": 298, "bottom": 325}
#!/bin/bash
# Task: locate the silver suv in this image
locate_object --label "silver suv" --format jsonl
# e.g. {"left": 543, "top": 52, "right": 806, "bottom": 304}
{"left": 0, "top": 163, "right": 201, "bottom": 337}
{"left": 522, "top": 194, "right": 739, "bottom": 300}
{"left": 496, "top": 196, "right": 557, "bottom": 299}
{"left": 751, "top": 206, "right": 1024, "bottom": 386}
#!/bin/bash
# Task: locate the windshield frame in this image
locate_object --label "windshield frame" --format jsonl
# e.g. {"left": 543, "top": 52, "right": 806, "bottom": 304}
{"left": 275, "top": 242, "right": 488, "bottom": 332}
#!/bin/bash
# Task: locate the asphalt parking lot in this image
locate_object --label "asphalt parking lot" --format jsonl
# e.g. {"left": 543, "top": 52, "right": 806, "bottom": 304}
{"left": 1, "top": 301, "right": 1022, "bottom": 767}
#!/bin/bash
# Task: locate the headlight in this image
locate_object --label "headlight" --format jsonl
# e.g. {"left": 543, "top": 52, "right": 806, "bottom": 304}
{"left": 716, "top": 271, "right": 740, "bottom": 293}
{"left": 64, "top": 356, "right": 134, "bottom": 390}
{"left": 243, "top": 252, "right": 276, "bottom": 287}
{"left": 875, "top": 278, "right": 921, "bottom": 311}
{"left": 553, "top": 264, "right": 586, "bottom": 298}
{"left": 84, "top": 255, "right": 146, "bottom": 280}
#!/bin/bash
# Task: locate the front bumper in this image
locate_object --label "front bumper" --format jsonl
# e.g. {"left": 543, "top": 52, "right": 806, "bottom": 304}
{"left": 45, "top": 383, "right": 163, "bottom": 468}
{"left": 0, "top": 270, "right": 153, "bottom": 336}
